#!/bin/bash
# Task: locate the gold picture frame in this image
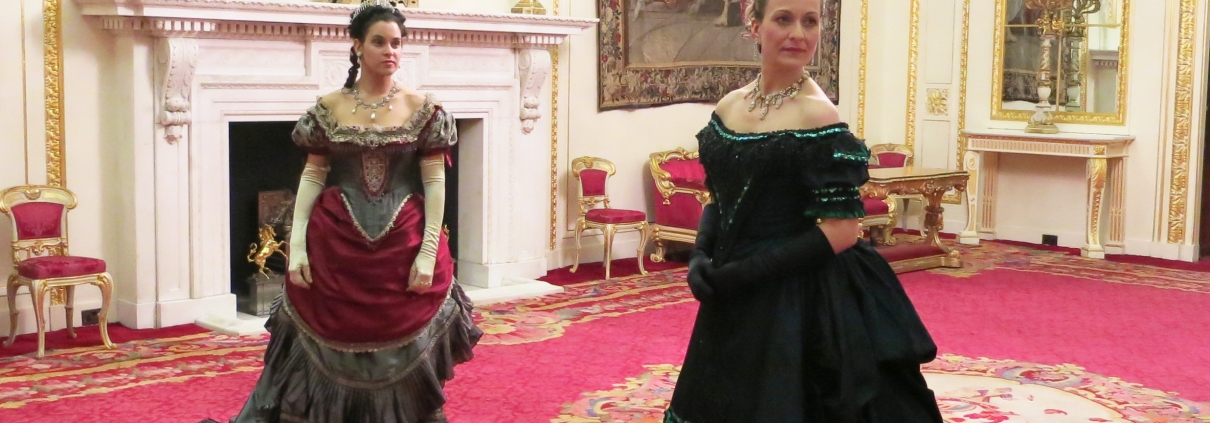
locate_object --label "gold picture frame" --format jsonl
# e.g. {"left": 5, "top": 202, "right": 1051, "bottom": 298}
{"left": 990, "top": 0, "right": 1129, "bottom": 125}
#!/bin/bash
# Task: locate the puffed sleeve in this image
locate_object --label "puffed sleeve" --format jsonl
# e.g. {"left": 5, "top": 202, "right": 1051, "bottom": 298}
{"left": 801, "top": 132, "right": 871, "bottom": 219}
{"left": 291, "top": 104, "right": 331, "bottom": 155}
{"left": 418, "top": 107, "right": 458, "bottom": 158}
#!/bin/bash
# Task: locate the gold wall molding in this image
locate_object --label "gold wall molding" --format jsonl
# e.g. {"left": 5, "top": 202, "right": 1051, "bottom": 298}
{"left": 927, "top": 88, "right": 949, "bottom": 116}
{"left": 857, "top": 0, "right": 868, "bottom": 138}
{"left": 1166, "top": 0, "right": 1195, "bottom": 243}
{"left": 989, "top": 0, "right": 1130, "bottom": 125}
{"left": 44, "top": 0, "right": 68, "bottom": 306}
{"left": 45, "top": 0, "right": 65, "bottom": 189}
{"left": 549, "top": 0, "right": 559, "bottom": 251}
{"left": 944, "top": 0, "right": 972, "bottom": 205}
{"left": 904, "top": 0, "right": 920, "bottom": 166}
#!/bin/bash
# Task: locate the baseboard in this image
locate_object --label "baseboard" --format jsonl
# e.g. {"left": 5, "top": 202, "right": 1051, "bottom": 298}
{"left": 1, "top": 295, "right": 107, "bottom": 337}
{"left": 159, "top": 294, "right": 237, "bottom": 328}
{"left": 457, "top": 256, "right": 548, "bottom": 289}
{"left": 117, "top": 299, "right": 157, "bottom": 329}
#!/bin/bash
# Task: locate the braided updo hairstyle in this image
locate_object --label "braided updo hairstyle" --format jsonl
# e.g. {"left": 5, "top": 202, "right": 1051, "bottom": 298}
{"left": 344, "top": 3, "right": 408, "bottom": 89}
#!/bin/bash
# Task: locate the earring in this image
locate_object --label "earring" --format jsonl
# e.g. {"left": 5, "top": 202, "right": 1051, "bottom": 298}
{"left": 752, "top": 42, "right": 761, "bottom": 60}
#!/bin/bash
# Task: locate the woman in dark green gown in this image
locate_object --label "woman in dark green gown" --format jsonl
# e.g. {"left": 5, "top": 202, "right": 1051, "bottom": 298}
{"left": 663, "top": 0, "right": 944, "bottom": 421}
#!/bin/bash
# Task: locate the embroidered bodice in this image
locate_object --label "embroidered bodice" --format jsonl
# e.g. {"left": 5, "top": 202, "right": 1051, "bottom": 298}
{"left": 292, "top": 93, "right": 457, "bottom": 241}
{"left": 697, "top": 113, "right": 870, "bottom": 261}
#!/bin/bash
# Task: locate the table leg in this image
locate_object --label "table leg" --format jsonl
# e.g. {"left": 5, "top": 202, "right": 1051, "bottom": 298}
{"left": 1107, "top": 157, "right": 1126, "bottom": 249}
{"left": 960, "top": 150, "right": 981, "bottom": 245}
{"left": 1081, "top": 157, "right": 1108, "bottom": 259}
{"left": 924, "top": 190, "right": 963, "bottom": 268}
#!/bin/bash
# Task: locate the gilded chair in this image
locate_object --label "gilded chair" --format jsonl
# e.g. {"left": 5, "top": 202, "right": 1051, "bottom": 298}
{"left": 1, "top": 186, "right": 115, "bottom": 358}
{"left": 647, "top": 148, "right": 711, "bottom": 262}
{"left": 570, "top": 157, "right": 650, "bottom": 280}
{"left": 866, "top": 143, "right": 923, "bottom": 244}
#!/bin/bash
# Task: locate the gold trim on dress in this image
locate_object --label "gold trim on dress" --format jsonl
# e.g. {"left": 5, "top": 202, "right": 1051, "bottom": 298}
{"left": 312, "top": 93, "right": 439, "bottom": 147}
{"left": 281, "top": 284, "right": 454, "bottom": 354}
{"left": 291, "top": 297, "right": 460, "bottom": 390}
{"left": 339, "top": 192, "right": 412, "bottom": 243}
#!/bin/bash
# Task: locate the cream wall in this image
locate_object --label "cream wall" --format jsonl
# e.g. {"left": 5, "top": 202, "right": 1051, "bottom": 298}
{"left": 1, "top": 0, "right": 112, "bottom": 337}
{"left": 958, "top": 0, "right": 1206, "bottom": 260}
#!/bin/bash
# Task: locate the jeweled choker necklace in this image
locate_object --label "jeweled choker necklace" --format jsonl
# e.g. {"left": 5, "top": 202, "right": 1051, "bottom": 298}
{"left": 744, "top": 68, "right": 810, "bottom": 120}
{"left": 345, "top": 82, "right": 399, "bottom": 122}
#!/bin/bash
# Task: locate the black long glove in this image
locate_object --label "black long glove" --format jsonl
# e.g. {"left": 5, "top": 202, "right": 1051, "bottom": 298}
{"left": 707, "top": 224, "right": 836, "bottom": 297}
{"left": 686, "top": 203, "right": 719, "bottom": 302}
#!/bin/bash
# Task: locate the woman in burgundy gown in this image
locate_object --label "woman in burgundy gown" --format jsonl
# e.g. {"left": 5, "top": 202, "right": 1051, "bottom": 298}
{"left": 226, "top": 2, "right": 481, "bottom": 422}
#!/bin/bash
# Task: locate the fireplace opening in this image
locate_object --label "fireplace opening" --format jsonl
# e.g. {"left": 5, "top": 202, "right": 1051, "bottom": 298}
{"left": 228, "top": 121, "right": 306, "bottom": 315}
{"left": 228, "top": 119, "right": 473, "bottom": 316}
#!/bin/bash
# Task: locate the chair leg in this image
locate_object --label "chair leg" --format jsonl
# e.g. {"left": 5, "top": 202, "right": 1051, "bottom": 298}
{"left": 4, "top": 276, "right": 18, "bottom": 348}
{"left": 32, "top": 282, "right": 48, "bottom": 359}
{"left": 570, "top": 220, "right": 585, "bottom": 273}
{"left": 65, "top": 285, "right": 76, "bottom": 339}
{"left": 635, "top": 223, "right": 649, "bottom": 276}
{"left": 96, "top": 273, "right": 115, "bottom": 350}
{"left": 650, "top": 238, "right": 666, "bottom": 263}
{"left": 602, "top": 224, "right": 617, "bottom": 280}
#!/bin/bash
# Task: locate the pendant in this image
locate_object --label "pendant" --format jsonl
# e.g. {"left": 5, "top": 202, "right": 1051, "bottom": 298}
{"left": 370, "top": 111, "right": 377, "bottom": 121}
{"left": 352, "top": 107, "right": 358, "bottom": 114}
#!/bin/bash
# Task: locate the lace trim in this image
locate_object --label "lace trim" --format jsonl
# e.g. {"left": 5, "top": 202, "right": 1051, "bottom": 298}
{"left": 282, "top": 284, "right": 455, "bottom": 354}
{"left": 340, "top": 192, "right": 412, "bottom": 244}
{"left": 293, "top": 298, "right": 459, "bottom": 390}
{"left": 311, "top": 93, "right": 439, "bottom": 148}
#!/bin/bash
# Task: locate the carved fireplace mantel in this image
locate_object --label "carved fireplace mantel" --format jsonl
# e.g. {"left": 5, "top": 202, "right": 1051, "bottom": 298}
{"left": 74, "top": 0, "right": 596, "bottom": 334}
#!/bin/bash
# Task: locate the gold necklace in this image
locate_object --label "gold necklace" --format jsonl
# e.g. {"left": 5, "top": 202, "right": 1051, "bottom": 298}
{"left": 744, "top": 68, "right": 809, "bottom": 120}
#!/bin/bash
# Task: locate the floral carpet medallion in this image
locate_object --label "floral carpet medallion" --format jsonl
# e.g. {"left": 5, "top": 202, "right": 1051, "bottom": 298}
{"left": 473, "top": 269, "right": 693, "bottom": 345}
{"left": 554, "top": 355, "right": 1210, "bottom": 422}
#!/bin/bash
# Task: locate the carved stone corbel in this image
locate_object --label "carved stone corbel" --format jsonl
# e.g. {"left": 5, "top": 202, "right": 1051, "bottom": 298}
{"left": 155, "top": 38, "right": 198, "bottom": 144}
{"left": 517, "top": 48, "right": 551, "bottom": 134}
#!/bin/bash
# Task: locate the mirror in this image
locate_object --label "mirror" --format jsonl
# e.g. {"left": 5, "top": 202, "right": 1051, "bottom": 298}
{"left": 993, "top": 0, "right": 1128, "bottom": 125}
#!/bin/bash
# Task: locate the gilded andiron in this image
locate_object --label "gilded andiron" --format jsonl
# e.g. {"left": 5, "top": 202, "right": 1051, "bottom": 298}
{"left": 241, "top": 224, "right": 288, "bottom": 317}
{"left": 247, "top": 225, "right": 288, "bottom": 278}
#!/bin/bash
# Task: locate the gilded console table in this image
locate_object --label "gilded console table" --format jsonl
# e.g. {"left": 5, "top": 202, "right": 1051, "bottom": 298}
{"left": 861, "top": 167, "right": 970, "bottom": 273}
{"left": 959, "top": 130, "right": 1135, "bottom": 259}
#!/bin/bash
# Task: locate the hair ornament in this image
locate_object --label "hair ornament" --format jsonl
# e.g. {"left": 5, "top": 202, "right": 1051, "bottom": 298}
{"left": 352, "top": 0, "right": 397, "bottom": 20}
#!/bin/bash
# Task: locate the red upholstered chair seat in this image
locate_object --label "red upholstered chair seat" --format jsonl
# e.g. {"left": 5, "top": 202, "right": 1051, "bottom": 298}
{"left": 863, "top": 197, "right": 891, "bottom": 216}
{"left": 586, "top": 208, "right": 646, "bottom": 224}
{"left": 17, "top": 256, "right": 107, "bottom": 279}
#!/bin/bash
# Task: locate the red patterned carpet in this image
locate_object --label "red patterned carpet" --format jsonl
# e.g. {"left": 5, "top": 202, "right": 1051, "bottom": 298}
{"left": 1, "top": 237, "right": 1209, "bottom": 422}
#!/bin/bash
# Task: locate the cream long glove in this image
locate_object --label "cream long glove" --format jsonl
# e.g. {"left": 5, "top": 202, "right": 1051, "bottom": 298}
{"left": 288, "top": 161, "right": 328, "bottom": 289}
{"left": 409, "top": 155, "right": 446, "bottom": 293}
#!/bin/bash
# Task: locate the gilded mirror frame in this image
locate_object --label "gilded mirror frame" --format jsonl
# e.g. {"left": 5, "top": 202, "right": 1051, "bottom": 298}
{"left": 991, "top": 0, "right": 1129, "bottom": 125}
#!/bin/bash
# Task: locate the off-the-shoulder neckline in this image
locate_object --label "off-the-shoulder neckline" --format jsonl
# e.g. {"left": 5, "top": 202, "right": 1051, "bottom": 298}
{"left": 313, "top": 92, "right": 437, "bottom": 133}
{"left": 708, "top": 112, "right": 850, "bottom": 140}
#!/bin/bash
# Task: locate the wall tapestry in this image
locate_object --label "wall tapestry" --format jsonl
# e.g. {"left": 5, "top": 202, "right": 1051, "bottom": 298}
{"left": 598, "top": 0, "right": 841, "bottom": 110}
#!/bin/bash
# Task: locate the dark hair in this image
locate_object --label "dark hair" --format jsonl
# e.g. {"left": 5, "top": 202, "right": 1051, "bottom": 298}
{"left": 344, "top": 4, "right": 408, "bottom": 89}
{"left": 746, "top": 0, "right": 767, "bottom": 53}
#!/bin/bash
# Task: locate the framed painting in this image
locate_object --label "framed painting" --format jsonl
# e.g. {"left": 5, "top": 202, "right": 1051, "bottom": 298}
{"left": 598, "top": 0, "right": 841, "bottom": 111}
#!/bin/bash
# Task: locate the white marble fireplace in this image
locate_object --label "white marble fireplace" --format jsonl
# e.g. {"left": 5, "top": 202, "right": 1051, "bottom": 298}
{"left": 76, "top": 0, "right": 595, "bottom": 333}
